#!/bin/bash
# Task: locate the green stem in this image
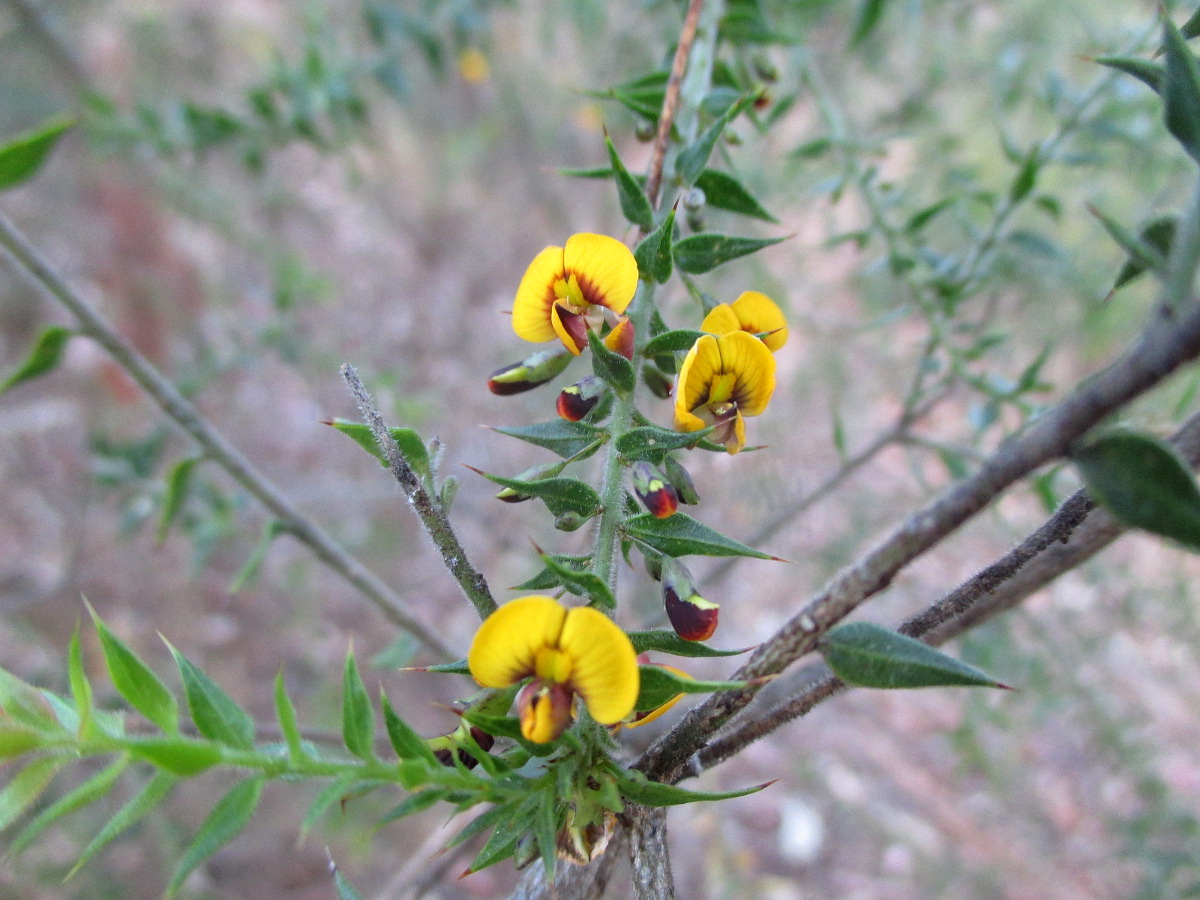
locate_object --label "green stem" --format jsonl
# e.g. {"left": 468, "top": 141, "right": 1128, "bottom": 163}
{"left": 591, "top": 283, "right": 656, "bottom": 592}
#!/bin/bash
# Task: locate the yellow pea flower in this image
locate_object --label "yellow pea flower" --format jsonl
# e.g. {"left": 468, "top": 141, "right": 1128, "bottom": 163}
{"left": 674, "top": 331, "right": 776, "bottom": 454}
{"left": 467, "top": 596, "right": 639, "bottom": 743}
{"left": 701, "top": 290, "right": 788, "bottom": 352}
{"left": 512, "top": 233, "right": 638, "bottom": 357}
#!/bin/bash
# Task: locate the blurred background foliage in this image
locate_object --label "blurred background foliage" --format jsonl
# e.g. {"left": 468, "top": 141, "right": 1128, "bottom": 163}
{"left": 2, "top": 0, "right": 1200, "bottom": 897}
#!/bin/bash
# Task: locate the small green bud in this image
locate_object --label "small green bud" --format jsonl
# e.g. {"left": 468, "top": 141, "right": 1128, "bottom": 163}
{"left": 487, "top": 349, "right": 573, "bottom": 395}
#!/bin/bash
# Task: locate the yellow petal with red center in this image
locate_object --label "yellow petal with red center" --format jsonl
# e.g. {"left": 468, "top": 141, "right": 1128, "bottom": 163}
{"left": 468, "top": 596, "right": 567, "bottom": 688}
{"left": 674, "top": 334, "right": 722, "bottom": 428}
{"left": 557, "top": 606, "right": 639, "bottom": 725}
{"left": 562, "top": 233, "right": 637, "bottom": 315}
{"left": 730, "top": 291, "right": 788, "bottom": 351}
{"left": 699, "top": 303, "right": 740, "bottom": 336}
{"left": 513, "top": 246, "right": 566, "bottom": 343}
{"left": 719, "top": 331, "right": 776, "bottom": 417}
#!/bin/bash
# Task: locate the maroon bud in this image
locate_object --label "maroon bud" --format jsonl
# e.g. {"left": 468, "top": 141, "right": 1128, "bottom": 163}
{"left": 487, "top": 348, "right": 572, "bottom": 395}
{"left": 662, "top": 557, "right": 718, "bottom": 641}
{"left": 632, "top": 461, "right": 679, "bottom": 519}
{"left": 557, "top": 375, "right": 606, "bottom": 422}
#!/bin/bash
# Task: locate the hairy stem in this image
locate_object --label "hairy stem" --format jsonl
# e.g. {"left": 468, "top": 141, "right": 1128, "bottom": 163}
{"left": 341, "top": 365, "right": 496, "bottom": 623}
{"left": 0, "top": 211, "right": 453, "bottom": 659}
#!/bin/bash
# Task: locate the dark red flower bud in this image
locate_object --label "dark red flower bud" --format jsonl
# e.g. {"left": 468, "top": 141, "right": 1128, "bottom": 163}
{"left": 632, "top": 461, "right": 679, "bottom": 519}
{"left": 557, "top": 375, "right": 607, "bottom": 422}
{"left": 662, "top": 557, "right": 719, "bottom": 641}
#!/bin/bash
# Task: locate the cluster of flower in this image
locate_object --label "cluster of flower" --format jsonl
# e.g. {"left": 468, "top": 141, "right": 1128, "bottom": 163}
{"left": 472, "top": 232, "right": 788, "bottom": 745}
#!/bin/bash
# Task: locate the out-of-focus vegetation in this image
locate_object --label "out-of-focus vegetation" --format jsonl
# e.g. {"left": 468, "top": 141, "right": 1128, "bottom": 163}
{"left": 2, "top": 0, "right": 1200, "bottom": 897}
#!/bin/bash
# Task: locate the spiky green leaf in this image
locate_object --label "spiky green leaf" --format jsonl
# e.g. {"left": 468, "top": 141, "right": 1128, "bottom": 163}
{"left": 819, "top": 622, "right": 1008, "bottom": 689}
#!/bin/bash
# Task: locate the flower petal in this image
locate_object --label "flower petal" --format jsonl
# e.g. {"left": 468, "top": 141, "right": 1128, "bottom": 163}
{"left": 674, "top": 334, "right": 721, "bottom": 426}
{"left": 562, "top": 233, "right": 637, "bottom": 315}
{"left": 513, "top": 246, "right": 566, "bottom": 343}
{"left": 699, "top": 303, "right": 740, "bottom": 336}
{"left": 558, "top": 606, "right": 639, "bottom": 725}
{"left": 551, "top": 302, "right": 588, "bottom": 355}
{"left": 730, "top": 291, "right": 788, "bottom": 351}
{"left": 719, "top": 331, "right": 776, "bottom": 417}
{"left": 603, "top": 316, "right": 635, "bottom": 360}
{"left": 468, "top": 596, "right": 567, "bottom": 688}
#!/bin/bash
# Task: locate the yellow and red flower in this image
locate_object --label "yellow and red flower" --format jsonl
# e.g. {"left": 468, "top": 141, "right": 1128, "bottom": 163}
{"left": 467, "top": 596, "right": 639, "bottom": 743}
{"left": 512, "top": 233, "right": 638, "bottom": 357}
{"left": 700, "top": 290, "right": 788, "bottom": 352}
{"left": 674, "top": 330, "right": 776, "bottom": 454}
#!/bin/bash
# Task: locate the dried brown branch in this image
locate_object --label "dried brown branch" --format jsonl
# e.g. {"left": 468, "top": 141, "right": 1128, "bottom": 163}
{"left": 639, "top": 279, "right": 1200, "bottom": 785}
{"left": 643, "top": 0, "right": 706, "bottom": 212}
{"left": 0, "top": 211, "right": 454, "bottom": 659}
{"left": 698, "top": 406, "right": 1200, "bottom": 768}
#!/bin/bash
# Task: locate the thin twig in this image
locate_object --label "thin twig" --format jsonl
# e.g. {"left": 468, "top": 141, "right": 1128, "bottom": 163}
{"left": 342, "top": 365, "right": 497, "bottom": 622}
{"left": 644, "top": 0, "right": 705, "bottom": 211}
{"left": 640, "top": 282, "right": 1200, "bottom": 784}
{"left": 698, "top": 407, "right": 1200, "bottom": 769}
{"left": 0, "top": 211, "right": 454, "bottom": 659}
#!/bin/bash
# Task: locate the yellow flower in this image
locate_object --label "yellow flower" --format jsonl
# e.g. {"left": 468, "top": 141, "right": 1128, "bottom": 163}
{"left": 674, "top": 331, "right": 776, "bottom": 454}
{"left": 458, "top": 48, "right": 489, "bottom": 84}
{"left": 467, "top": 596, "right": 639, "bottom": 743}
{"left": 701, "top": 290, "right": 788, "bottom": 352}
{"left": 512, "top": 233, "right": 638, "bottom": 357}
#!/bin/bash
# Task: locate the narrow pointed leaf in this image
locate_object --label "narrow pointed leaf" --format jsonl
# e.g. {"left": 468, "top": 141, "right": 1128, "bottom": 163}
{"left": 0, "top": 326, "right": 75, "bottom": 394}
{"left": 635, "top": 665, "right": 757, "bottom": 711}
{"left": 587, "top": 328, "right": 636, "bottom": 393}
{"left": 469, "top": 468, "right": 601, "bottom": 518}
{"left": 1074, "top": 429, "right": 1200, "bottom": 549}
{"left": 326, "top": 419, "right": 431, "bottom": 481}
{"left": 628, "top": 630, "right": 752, "bottom": 658}
{"left": 1095, "top": 56, "right": 1163, "bottom": 93}
{"left": 165, "top": 640, "right": 255, "bottom": 750}
{"left": 229, "top": 519, "right": 287, "bottom": 593}
{"left": 127, "top": 736, "right": 223, "bottom": 775}
{"left": 10, "top": 755, "right": 129, "bottom": 854}
{"left": 536, "top": 551, "right": 615, "bottom": 609}
{"left": 617, "top": 425, "right": 714, "bottom": 462}
{"left": 0, "top": 117, "right": 72, "bottom": 190}
{"left": 0, "top": 756, "right": 66, "bottom": 832}
{"left": 605, "top": 132, "right": 653, "bottom": 230}
{"left": 626, "top": 512, "right": 775, "bottom": 559}
{"left": 68, "top": 771, "right": 178, "bottom": 878}
{"left": 850, "top": 0, "right": 889, "bottom": 46}
{"left": 376, "top": 788, "right": 449, "bottom": 827}
{"left": 491, "top": 420, "right": 603, "bottom": 458}
{"left": 67, "top": 623, "right": 93, "bottom": 740}
{"left": 157, "top": 456, "right": 200, "bottom": 544}
{"left": 1110, "top": 217, "right": 1178, "bottom": 295}
{"left": 466, "top": 805, "right": 527, "bottom": 873}
{"left": 342, "top": 648, "right": 375, "bottom": 761}
{"left": 819, "top": 622, "right": 1007, "bottom": 689}
{"left": 534, "top": 794, "right": 557, "bottom": 879}
{"left": 1163, "top": 17, "right": 1200, "bottom": 163}
{"left": 634, "top": 207, "right": 676, "bottom": 283}
{"left": 675, "top": 94, "right": 756, "bottom": 185}
{"left": 274, "top": 670, "right": 304, "bottom": 762}
{"left": 88, "top": 603, "right": 178, "bottom": 734}
{"left": 642, "top": 329, "right": 705, "bottom": 356}
{"left": 381, "top": 690, "right": 440, "bottom": 765}
{"left": 165, "top": 778, "right": 263, "bottom": 898}
{"left": 695, "top": 170, "right": 777, "bottom": 222}
{"left": 673, "top": 233, "right": 786, "bottom": 274}
{"left": 409, "top": 659, "right": 471, "bottom": 675}
{"left": 615, "top": 769, "right": 769, "bottom": 807}
{"left": 511, "top": 555, "right": 591, "bottom": 591}
{"left": 301, "top": 773, "right": 360, "bottom": 839}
